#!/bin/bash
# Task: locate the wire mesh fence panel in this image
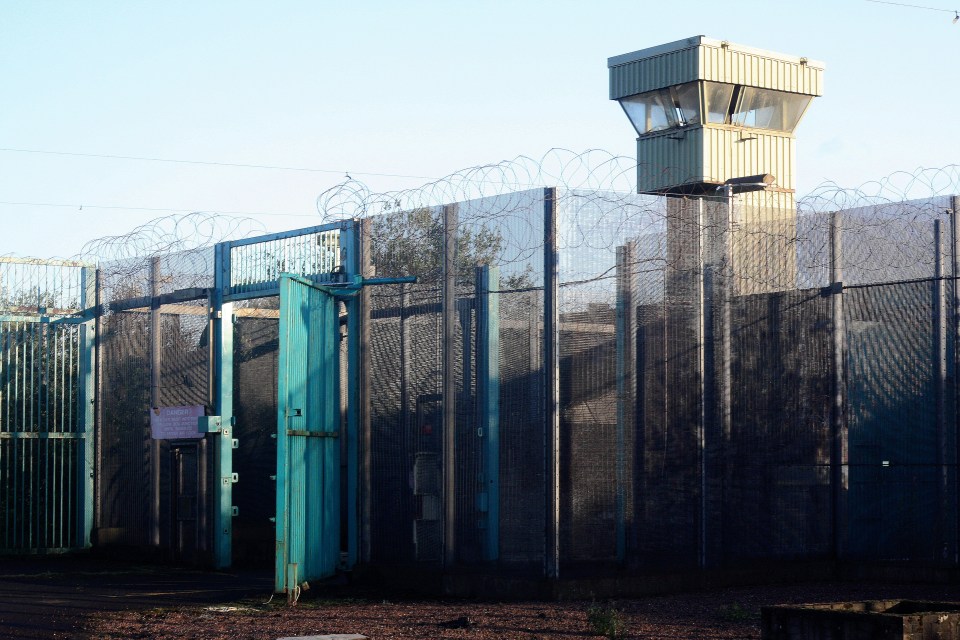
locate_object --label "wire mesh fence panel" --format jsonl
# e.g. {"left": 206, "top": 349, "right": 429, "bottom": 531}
{"left": 157, "top": 299, "right": 210, "bottom": 560}
{"left": 97, "top": 251, "right": 213, "bottom": 553}
{"left": 367, "top": 282, "right": 444, "bottom": 564}
{"left": 723, "top": 288, "right": 833, "bottom": 561}
{"left": 844, "top": 282, "right": 944, "bottom": 561}
{"left": 498, "top": 289, "right": 545, "bottom": 566}
{"left": 557, "top": 189, "right": 670, "bottom": 569}
{"left": 232, "top": 308, "right": 280, "bottom": 566}
{"left": 453, "top": 281, "right": 480, "bottom": 565}
{"left": 98, "top": 309, "right": 152, "bottom": 547}
{"left": 366, "top": 202, "right": 445, "bottom": 565}
{"left": 0, "top": 259, "right": 86, "bottom": 314}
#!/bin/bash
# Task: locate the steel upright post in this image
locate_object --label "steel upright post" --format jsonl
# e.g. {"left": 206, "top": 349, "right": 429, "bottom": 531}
{"left": 150, "top": 256, "right": 162, "bottom": 547}
{"left": 94, "top": 268, "right": 105, "bottom": 538}
{"left": 830, "top": 211, "right": 847, "bottom": 560}
{"left": 211, "top": 243, "right": 235, "bottom": 569}
{"left": 615, "top": 242, "right": 636, "bottom": 563}
{"left": 953, "top": 196, "right": 960, "bottom": 564}
{"left": 344, "top": 221, "right": 363, "bottom": 568}
{"left": 476, "top": 264, "right": 501, "bottom": 562}
{"left": 359, "top": 218, "right": 373, "bottom": 565}
{"left": 696, "top": 199, "right": 708, "bottom": 569}
{"left": 442, "top": 203, "right": 458, "bottom": 568}
{"left": 936, "top": 220, "right": 949, "bottom": 560}
{"left": 544, "top": 187, "right": 560, "bottom": 579}
{"left": 77, "top": 266, "right": 96, "bottom": 548}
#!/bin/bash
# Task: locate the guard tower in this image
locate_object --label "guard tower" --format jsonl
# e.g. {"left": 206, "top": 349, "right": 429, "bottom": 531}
{"left": 608, "top": 36, "right": 823, "bottom": 292}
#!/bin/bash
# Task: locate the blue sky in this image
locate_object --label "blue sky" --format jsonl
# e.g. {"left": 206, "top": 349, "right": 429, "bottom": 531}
{"left": 2, "top": 0, "right": 958, "bottom": 259}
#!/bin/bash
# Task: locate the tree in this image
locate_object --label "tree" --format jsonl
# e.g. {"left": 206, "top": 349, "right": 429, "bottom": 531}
{"left": 370, "top": 207, "right": 533, "bottom": 290}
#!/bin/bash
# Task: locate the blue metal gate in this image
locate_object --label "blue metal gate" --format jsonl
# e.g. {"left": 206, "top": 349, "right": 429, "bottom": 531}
{"left": 275, "top": 274, "right": 341, "bottom": 595}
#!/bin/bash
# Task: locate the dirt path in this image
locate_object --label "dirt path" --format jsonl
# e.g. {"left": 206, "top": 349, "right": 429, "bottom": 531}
{"left": 4, "top": 556, "right": 960, "bottom": 639}
{"left": 0, "top": 555, "right": 271, "bottom": 638}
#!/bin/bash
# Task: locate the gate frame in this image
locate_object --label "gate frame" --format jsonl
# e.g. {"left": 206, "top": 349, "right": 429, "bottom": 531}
{"left": 0, "top": 258, "right": 96, "bottom": 553}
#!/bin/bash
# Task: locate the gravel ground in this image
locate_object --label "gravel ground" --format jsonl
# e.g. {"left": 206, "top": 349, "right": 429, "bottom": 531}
{"left": 82, "top": 581, "right": 960, "bottom": 640}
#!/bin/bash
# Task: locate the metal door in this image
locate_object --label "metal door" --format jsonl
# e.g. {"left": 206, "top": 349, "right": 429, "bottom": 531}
{"left": 275, "top": 275, "right": 340, "bottom": 595}
{"left": 171, "top": 444, "right": 199, "bottom": 563}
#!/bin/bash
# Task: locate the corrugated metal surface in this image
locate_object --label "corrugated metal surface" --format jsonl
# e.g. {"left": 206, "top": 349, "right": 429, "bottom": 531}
{"left": 636, "top": 127, "right": 796, "bottom": 195}
{"left": 702, "top": 127, "right": 796, "bottom": 191}
{"left": 699, "top": 45, "right": 822, "bottom": 95}
{"left": 636, "top": 128, "right": 704, "bottom": 193}
{"left": 610, "top": 39, "right": 823, "bottom": 99}
{"left": 609, "top": 46, "right": 699, "bottom": 99}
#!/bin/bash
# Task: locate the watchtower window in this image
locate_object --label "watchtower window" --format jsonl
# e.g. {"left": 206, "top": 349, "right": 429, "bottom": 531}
{"left": 619, "top": 82, "right": 701, "bottom": 135}
{"left": 731, "top": 86, "right": 811, "bottom": 132}
{"left": 621, "top": 80, "right": 813, "bottom": 136}
{"left": 704, "top": 82, "right": 734, "bottom": 124}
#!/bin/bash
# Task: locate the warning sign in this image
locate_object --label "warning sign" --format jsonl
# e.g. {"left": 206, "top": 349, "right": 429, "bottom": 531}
{"left": 150, "top": 405, "right": 205, "bottom": 440}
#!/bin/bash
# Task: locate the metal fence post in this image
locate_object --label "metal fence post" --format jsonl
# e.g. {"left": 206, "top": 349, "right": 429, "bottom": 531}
{"left": 953, "top": 196, "right": 960, "bottom": 564}
{"left": 442, "top": 203, "right": 458, "bottom": 568}
{"left": 719, "top": 190, "right": 733, "bottom": 563}
{"left": 476, "top": 264, "right": 500, "bottom": 562}
{"left": 615, "top": 241, "right": 636, "bottom": 564}
{"left": 359, "top": 218, "right": 373, "bottom": 565}
{"left": 697, "top": 198, "right": 708, "bottom": 569}
{"left": 94, "top": 268, "right": 105, "bottom": 539}
{"left": 150, "top": 256, "right": 162, "bottom": 547}
{"left": 344, "top": 220, "right": 362, "bottom": 569}
{"left": 936, "top": 220, "right": 949, "bottom": 560}
{"left": 830, "top": 211, "right": 847, "bottom": 561}
{"left": 77, "top": 265, "right": 96, "bottom": 548}
{"left": 211, "top": 242, "right": 235, "bottom": 569}
{"left": 544, "top": 187, "right": 560, "bottom": 579}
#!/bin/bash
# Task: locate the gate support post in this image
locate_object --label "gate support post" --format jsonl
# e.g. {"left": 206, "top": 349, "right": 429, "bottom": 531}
{"left": 212, "top": 243, "right": 235, "bottom": 569}
{"left": 476, "top": 264, "right": 500, "bottom": 562}
{"left": 343, "top": 221, "right": 363, "bottom": 569}
{"left": 77, "top": 265, "right": 97, "bottom": 548}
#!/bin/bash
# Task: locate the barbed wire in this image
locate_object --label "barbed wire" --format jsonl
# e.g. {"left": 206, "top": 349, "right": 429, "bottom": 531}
{"left": 1, "top": 152, "right": 959, "bottom": 311}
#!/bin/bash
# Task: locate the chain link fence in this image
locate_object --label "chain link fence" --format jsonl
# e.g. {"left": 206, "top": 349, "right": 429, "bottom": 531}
{"left": 6, "top": 157, "right": 960, "bottom": 585}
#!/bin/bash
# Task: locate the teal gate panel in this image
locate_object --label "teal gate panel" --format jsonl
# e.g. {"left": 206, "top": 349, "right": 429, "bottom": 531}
{"left": 0, "top": 316, "right": 93, "bottom": 552}
{"left": 275, "top": 275, "right": 340, "bottom": 595}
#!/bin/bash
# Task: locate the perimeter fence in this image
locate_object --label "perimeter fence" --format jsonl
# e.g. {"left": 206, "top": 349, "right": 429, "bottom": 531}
{"left": 3, "top": 152, "right": 960, "bottom": 583}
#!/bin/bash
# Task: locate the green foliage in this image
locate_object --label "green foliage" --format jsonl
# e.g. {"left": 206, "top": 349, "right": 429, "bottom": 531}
{"left": 370, "top": 207, "right": 504, "bottom": 283}
{"left": 716, "top": 601, "right": 753, "bottom": 622}
{"left": 586, "top": 601, "right": 628, "bottom": 639}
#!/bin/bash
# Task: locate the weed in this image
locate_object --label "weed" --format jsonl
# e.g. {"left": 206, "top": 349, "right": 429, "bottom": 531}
{"left": 586, "top": 601, "right": 627, "bottom": 639}
{"left": 716, "top": 602, "right": 753, "bottom": 622}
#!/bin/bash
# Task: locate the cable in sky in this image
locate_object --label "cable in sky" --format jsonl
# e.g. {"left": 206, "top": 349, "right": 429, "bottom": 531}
{"left": 0, "top": 147, "right": 438, "bottom": 180}
{"left": 0, "top": 199, "right": 317, "bottom": 218}
{"left": 864, "top": 0, "right": 959, "bottom": 19}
